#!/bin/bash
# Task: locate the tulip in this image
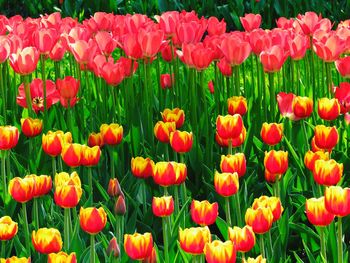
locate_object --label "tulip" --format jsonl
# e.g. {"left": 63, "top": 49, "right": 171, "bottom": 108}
{"left": 334, "top": 82, "right": 350, "bottom": 113}
{"left": 190, "top": 44, "right": 215, "bottom": 71}
{"left": 131, "top": 157, "right": 154, "bottom": 179}
{"left": 245, "top": 207, "right": 274, "bottom": 234}
{"left": 54, "top": 172, "right": 82, "bottom": 208}
{"left": 79, "top": 207, "right": 107, "bottom": 235}
{"left": 214, "top": 171, "right": 239, "bottom": 197}
{"left": 138, "top": 28, "right": 164, "bottom": 58}
{"left": 95, "top": 31, "right": 117, "bottom": 56}
{"left": 101, "top": 61, "right": 125, "bottom": 86}
{"left": 179, "top": 226, "right": 211, "bottom": 254}
{"left": 297, "top": 12, "right": 322, "bottom": 35}
{"left": 107, "top": 178, "right": 122, "bottom": 197}
{"left": 240, "top": 13, "right": 262, "bottom": 32}
{"left": 260, "top": 122, "right": 283, "bottom": 146}
{"left": 260, "top": 45, "right": 288, "bottom": 73}
{"left": 324, "top": 186, "right": 350, "bottom": 217}
{"left": 292, "top": 96, "right": 313, "bottom": 119}
{"left": 49, "top": 41, "right": 66, "bottom": 61}
{"left": 32, "top": 228, "right": 62, "bottom": 254}
{"left": 288, "top": 34, "right": 309, "bottom": 60}
{"left": 318, "top": 98, "right": 341, "bottom": 121}
{"left": 314, "top": 125, "right": 338, "bottom": 150}
{"left": 227, "top": 96, "right": 247, "bottom": 116}
{"left": 252, "top": 196, "right": 283, "bottom": 222}
{"left": 2, "top": 256, "right": 31, "bottom": 263}
{"left": 306, "top": 197, "right": 335, "bottom": 226}
{"left": 190, "top": 200, "right": 218, "bottom": 226}
{"left": 8, "top": 177, "right": 35, "bottom": 203}
{"left": 304, "top": 150, "right": 329, "bottom": 171}
{"left": 217, "top": 59, "right": 232, "bottom": 77}
{"left": 174, "top": 162, "right": 187, "bottom": 185}
{"left": 152, "top": 162, "right": 177, "bottom": 187}
{"left": 219, "top": 36, "right": 251, "bottom": 66}
{"left": 208, "top": 80, "right": 214, "bottom": 94}
{"left": 264, "top": 170, "right": 281, "bottom": 184}
{"left": 160, "top": 74, "right": 174, "bottom": 89}
{"left": 277, "top": 92, "right": 295, "bottom": 119}
{"left": 88, "top": 132, "right": 104, "bottom": 147}
{"left": 220, "top": 153, "right": 246, "bottom": 177}
{"left": 56, "top": 76, "right": 80, "bottom": 107}
{"left": 204, "top": 240, "right": 236, "bottom": 263}
{"left": 0, "top": 126, "right": 19, "bottom": 150}
{"left": 16, "top": 78, "right": 59, "bottom": 113}
{"left": 61, "top": 143, "right": 82, "bottom": 167}
{"left": 313, "top": 159, "right": 343, "bottom": 186}
{"left": 9, "top": 47, "right": 39, "bottom": 75}
{"left": 216, "top": 114, "right": 244, "bottom": 140}
{"left": 335, "top": 56, "right": 350, "bottom": 78}
{"left": 207, "top": 17, "right": 226, "bottom": 36}
{"left": 106, "top": 237, "right": 120, "bottom": 258}
{"left": 161, "top": 108, "right": 185, "bottom": 128}
{"left": 124, "top": 233, "right": 153, "bottom": 260}
{"left": 69, "top": 40, "right": 97, "bottom": 65}
{"left": 48, "top": 252, "right": 77, "bottom": 263}
{"left": 33, "top": 28, "right": 58, "bottom": 56}
{"left": 313, "top": 34, "right": 345, "bottom": 62}
{"left": 169, "top": 131, "right": 193, "bottom": 153}
{"left": 243, "top": 255, "right": 267, "bottom": 263}
{"left": 154, "top": 121, "right": 176, "bottom": 143}
{"left": 152, "top": 196, "right": 174, "bottom": 217}
{"left": 228, "top": 225, "right": 256, "bottom": 252}
{"left": 114, "top": 195, "right": 126, "bottom": 216}
{"left": 42, "top": 131, "right": 72, "bottom": 157}
{"left": 0, "top": 216, "right": 18, "bottom": 241}
{"left": 25, "top": 174, "right": 52, "bottom": 198}
{"left": 20, "top": 118, "right": 43, "bottom": 137}
{"left": 81, "top": 145, "right": 101, "bottom": 167}
{"left": 264, "top": 150, "right": 288, "bottom": 175}
{"left": 100, "top": 123, "right": 123, "bottom": 145}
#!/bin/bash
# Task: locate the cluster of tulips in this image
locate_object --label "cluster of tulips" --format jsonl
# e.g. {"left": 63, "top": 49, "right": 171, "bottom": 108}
{"left": 0, "top": 5, "right": 349, "bottom": 263}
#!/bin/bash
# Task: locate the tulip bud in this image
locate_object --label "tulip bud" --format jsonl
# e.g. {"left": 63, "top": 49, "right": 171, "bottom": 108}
{"left": 107, "top": 237, "right": 120, "bottom": 257}
{"left": 107, "top": 178, "right": 122, "bottom": 197}
{"left": 114, "top": 195, "right": 126, "bottom": 216}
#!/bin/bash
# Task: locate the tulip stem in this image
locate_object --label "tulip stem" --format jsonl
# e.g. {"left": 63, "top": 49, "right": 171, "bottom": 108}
{"left": 116, "top": 216, "right": 123, "bottom": 260}
{"left": 301, "top": 120, "right": 309, "bottom": 152}
{"left": 52, "top": 157, "right": 56, "bottom": 176}
{"left": 1, "top": 241, "right": 5, "bottom": 258}
{"left": 22, "top": 202, "right": 30, "bottom": 257}
{"left": 1, "top": 152, "right": 6, "bottom": 202}
{"left": 274, "top": 178, "right": 280, "bottom": 199}
{"left": 33, "top": 198, "right": 39, "bottom": 229}
{"left": 64, "top": 208, "right": 70, "bottom": 251}
{"left": 88, "top": 167, "right": 93, "bottom": 205}
{"left": 162, "top": 217, "right": 169, "bottom": 263}
{"left": 228, "top": 139, "right": 232, "bottom": 155}
{"left": 23, "top": 75, "right": 34, "bottom": 117}
{"left": 40, "top": 56, "right": 48, "bottom": 128}
{"left": 325, "top": 62, "right": 332, "bottom": 97}
{"left": 319, "top": 226, "right": 327, "bottom": 262}
{"left": 259, "top": 234, "right": 265, "bottom": 259}
{"left": 234, "top": 65, "right": 240, "bottom": 95}
{"left": 90, "top": 234, "right": 95, "bottom": 263}
{"left": 337, "top": 217, "right": 343, "bottom": 263}
{"left": 268, "top": 73, "right": 275, "bottom": 122}
{"left": 0, "top": 64, "right": 6, "bottom": 124}
{"left": 225, "top": 197, "right": 232, "bottom": 227}
{"left": 234, "top": 193, "right": 243, "bottom": 227}
{"left": 110, "top": 147, "right": 115, "bottom": 179}
{"left": 142, "top": 180, "right": 147, "bottom": 216}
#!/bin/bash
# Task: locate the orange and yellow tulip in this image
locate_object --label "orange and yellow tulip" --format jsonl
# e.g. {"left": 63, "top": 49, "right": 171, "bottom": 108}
{"left": 179, "top": 226, "right": 211, "bottom": 255}
{"left": 260, "top": 123, "right": 283, "bottom": 146}
{"left": 152, "top": 162, "right": 177, "bottom": 187}
{"left": 32, "top": 228, "right": 62, "bottom": 254}
{"left": 220, "top": 153, "right": 246, "bottom": 177}
{"left": 61, "top": 143, "right": 82, "bottom": 167}
{"left": 204, "top": 240, "right": 236, "bottom": 263}
{"left": 42, "top": 131, "right": 72, "bottom": 157}
{"left": 243, "top": 255, "right": 267, "bottom": 263}
{"left": 264, "top": 150, "right": 288, "bottom": 175}
{"left": 152, "top": 196, "right": 174, "bottom": 217}
{"left": 79, "top": 207, "right": 107, "bottom": 235}
{"left": 0, "top": 216, "right": 18, "bottom": 241}
{"left": 154, "top": 121, "right": 176, "bottom": 143}
{"left": 88, "top": 132, "right": 104, "bottom": 148}
{"left": 318, "top": 98, "right": 341, "bottom": 121}
{"left": 245, "top": 207, "right": 273, "bottom": 234}
{"left": 25, "top": 174, "right": 52, "bottom": 198}
{"left": 314, "top": 125, "right": 339, "bottom": 150}
{"left": 216, "top": 114, "right": 244, "bottom": 140}
{"left": 80, "top": 145, "right": 101, "bottom": 166}
{"left": 169, "top": 130, "right": 193, "bottom": 153}
{"left": 214, "top": 171, "right": 239, "bottom": 197}
{"left": 306, "top": 197, "right": 335, "bottom": 226}
{"left": 190, "top": 200, "right": 219, "bottom": 226}
{"left": 8, "top": 177, "right": 35, "bottom": 203}
{"left": 54, "top": 172, "right": 82, "bottom": 208}
{"left": 2, "top": 256, "right": 31, "bottom": 263}
{"left": 252, "top": 196, "right": 283, "bottom": 222}
{"left": 313, "top": 159, "right": 343, "bottom": 186}
{"left": 124, "top": 232, "right": 153, "bottom": 260}
{"left": 131, "top": 157, "right": 154, "bottom": 179}
{"left": 161, "top": 108, "right": 185, "bottom": 128}
{"left": 47, "top": 252, "right": 77, "bottom": 263}
{"left": 100, "top": 123, "right": 123, "bottom": 145}
{"left": 304, "top": 150, "right": 329, "bottom": 171}
{"left": 227, "top": 96, "right": 247, "bottom": 116}
{"left": 21, "top": 118, "right": 43, "bottom": 137}
{"left": 215, "top": 127, "right": 246, "bottom": 148}
{"left": 292, "top": 96, "right": 313, "bottom": 119}
{"left": 0, "top": 126, "right": 19, "bottom": 150}
{"left": 324, "top": 186, "right": 350, "bottom": 217}
{"left": 228, "top": 225, "right": 256, "bottom": 252}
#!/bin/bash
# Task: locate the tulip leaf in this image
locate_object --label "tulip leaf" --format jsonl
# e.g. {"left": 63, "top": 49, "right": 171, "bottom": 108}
{"left": 215, "top": 216, "right": 228, "bottom": 240}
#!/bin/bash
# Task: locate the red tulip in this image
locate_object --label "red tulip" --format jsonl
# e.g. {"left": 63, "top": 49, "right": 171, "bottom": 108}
{"left": 191, "top": 43, "right": 215, "bottom": 71}
{"left": 56, "top": 76, "right": 80, "bottom": 108}
{"left": 101, "top": 61, "right": 125, "bottom": 86}
{"left": 260, "top": 45, "right": 288, "bottom": 73}
{"left": 334, "top": 82, "right": 350, "bottom": 113}
{"left": 138, "top": 28, "right": 164, "bottom": 58}
{"left": 208, "top": 81, "right": 214, "bottom": 94}
{"left": 95, "top": 31, "right": 117, "bottom": 56}
{"left": 175, "top": 20, "right": 207, "bottom": 46}
{"left": 160, "top": 74, "right": 174, "bottom": 89}
{"left": 17, "top": 78, "right": 59, "bottom": 113}
{"left": 240, "top": 14, "right": 261, "bottom": 32}
{"left": 9, "top": 47, "right": 39, "bottom": 75}
{"left": 69, "top": 39, "right": 97, "bottom": 65}
{"left": 336, "top": 57, "right": 350, "bottom": 78}
{"left": 157, "top": 11, "right": 180, "bottom": 36}
{"left": 288, "top": 34, "right": 309, "bottom": 60}
{"left": 33, "top": 28, "right": 58, "bottom": 56}
{"left": 220, "top": 35, "right": 251, "bottom": 66}
{"left": 217, "top": 59, "right": 232, "bottom": 77}
{"left": 313, "top": 33, "right": 345, "bottom": 62}
{"left": 49, "top": 41, "right": 66, "bottom": 61}
{"left": 0, "top": 36, "right": 11, "bottom": 63}
{"left": 207, "top": 17, "right": 226, "bottom": 36}
{"left": 297, "top": 12, "right": 323, "bottom": 35}
{"left": 122, "top": 33, "right": 142, "bottom": 60}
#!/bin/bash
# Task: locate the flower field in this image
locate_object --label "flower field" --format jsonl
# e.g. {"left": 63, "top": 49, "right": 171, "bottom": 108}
{"left": 0, "top": 9, "right": 350, "bottom": 263}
